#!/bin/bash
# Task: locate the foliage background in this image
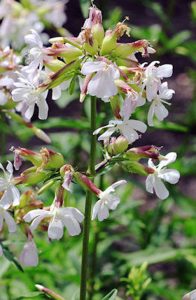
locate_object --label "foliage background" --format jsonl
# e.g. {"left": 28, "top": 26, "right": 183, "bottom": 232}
{"left": 0, "top": 0, "right": 195, "bottom": 299}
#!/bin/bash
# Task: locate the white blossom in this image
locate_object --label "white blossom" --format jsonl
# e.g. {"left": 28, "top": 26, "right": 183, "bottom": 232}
{"left": 148, "top": 82, "right": 175, "bottom": 126}
{"left": 81, "top": 60, "right": 120, "bottom": 101}
{"left": 120, "top": 92, "right": 145, "bottom": 119}
{"left": 146, "top": 152, "right": 180, "bottom": 200}
{"left": 19, "top": 239, "right": 39, "bottom": 267}
{"left": 23, "top": 30, "right": 46, "bottom": 73}
{"left": 12, "top": 71, "right": 49, "bottom": 120}
{"left": 92, "top": 180, "right": 127, "bottom": 221}
{"left": 0, "top": 201, "right": 17, "bottom": 233}
{"left": 143, "top": 61, "right": 173, "bottom": 101}
{"left": 94, "top": 119, "right": 147, "bottom": 144}
{"left": 0, "top": 161, "right": 20, "bottom": 208}
{"left": 24, "top": 206, "right": 84, "bottom": 239}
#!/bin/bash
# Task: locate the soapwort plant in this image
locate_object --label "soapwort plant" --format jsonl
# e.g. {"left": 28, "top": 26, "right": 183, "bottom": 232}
{"left": 0, "top": 3, "right": 180, "bottom": 300}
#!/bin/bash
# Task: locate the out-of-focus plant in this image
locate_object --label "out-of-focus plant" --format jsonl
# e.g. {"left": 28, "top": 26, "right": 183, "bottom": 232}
{"left": 121, "top": 262, "right": 151, "bottom": 300}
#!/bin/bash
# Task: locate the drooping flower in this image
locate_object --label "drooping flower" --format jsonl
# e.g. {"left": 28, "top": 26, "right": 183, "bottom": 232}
{"left": 0, "top": 161, "right": 20, "bottom": 208}
{"left": 81, "top": 60, "right": 120, "bottom": 101}
{"left": 143, "top": 61, "right": 173, "bottom": 101}
{"left": 146, "top": 152, "right": 180, "bottom": 199}
{"left": 120, "top": 91, "right": 145, "bottom": 119}
{"left": 23, "top": 30, "right": 47, "bottom": 73}
{"left": 19, "top": 239, "right": 39, "bottom": 267}
{"left": 12, "top": 70, "right": 49, "bottom": 120}
{"left": 0, "top": 200, "right": 17, "bottom": 233}
{"left": 92, "top": 180, "right": 127, "bottom": 221}
{"left": 147, "top": 82, "right": 175, "bottom": 126}
{"left": 23, "top": 206, "right": 84, "bottom": 239}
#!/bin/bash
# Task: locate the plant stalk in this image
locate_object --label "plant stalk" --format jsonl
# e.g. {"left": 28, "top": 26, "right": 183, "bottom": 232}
{"left": 80, "top": 96, "right": 97, "bottom": 300}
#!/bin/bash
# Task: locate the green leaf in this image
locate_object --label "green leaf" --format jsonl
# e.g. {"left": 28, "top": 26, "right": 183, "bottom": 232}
{"left": 153, "top": 121, "right": 188, "bottom": 132}
{"left": 1, "top": 243, "right": 24, "bottom": 272}
{"left": 102, "top": 289, "right": 118, "bottom": 300}
{"left": 35, "top": 117, "right": 89, "bottom": 130}
{"left": 55, "top": 90, "right": 79, "bottom": 109}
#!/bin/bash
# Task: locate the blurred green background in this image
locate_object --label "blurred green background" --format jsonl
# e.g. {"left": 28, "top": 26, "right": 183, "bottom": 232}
{"left": 0, "top": 0, "right": 195, "bottom": 299}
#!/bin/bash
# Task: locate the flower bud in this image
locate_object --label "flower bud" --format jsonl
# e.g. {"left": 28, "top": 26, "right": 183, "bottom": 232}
{"left": 92, "top": 24, "right": 105, "bottom": 47}
{"left": 122, "top": 161, "right": 148, "bottom": 176}
{"left": 74, "top": 172, "right": 101, "bottom": 195}
{"left": 19, "top": 239, "right": 39, "bottom": 267}
{"left": 126, "top": 145, "right": 160, "bottom": 160}
{"left": 45, "top": 59, "right": 66, "bottom": 72}
{"left": 83, "top": 6, "right": 102, "bottom": 29}
{"left": 35, "top": 284, "right": 64, "bottom": 300}
{"left": 32, "top": 128, "right": 51, "bottom": 144}
{"left": 13, "top": 148, "right": 42, "bottom": 167}
{"left": 107, "top": 136, "right": 129, "bottom": 155}
{"left": 40, "top": 148, "right": 65, "bottom": 170}
{"left": 15, "top": 167, "right": 51, "bottom": 185}
{"left": 100, "top": 30, "right": 117, "bottom": 55}
{"left": 60, "top": 164, "right": 74, "bottom": 192}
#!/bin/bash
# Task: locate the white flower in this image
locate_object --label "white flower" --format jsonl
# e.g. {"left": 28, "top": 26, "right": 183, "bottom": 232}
{"left": 146, "top": 152, "right": 180, "bottom": 200}
{"left": 0, "top": 201, "right": 17, "bottom": 233}
{"left": 12, "top": 70, "right": 49, "bottom": 120}
{"left": 148, "top": 82, "right": 175, "bottom": 126}
{"left": 24, "top": 206, "right": 84, "bottom": 239}
{"left": 23, "top": 30, "right": 46, "bottom": 73}
{"left": 120, "top": 92, "right": 145, "bottom": 119}
{"left": 0, "top": 76, "right": 14, "bottom": 105}
{"left": 81, "top": 60, "right": 120, "bottom": 101}
{"left": 92, "top": 180, "right": 127, "bottom": 221}
{"left": 19, "top": 239, "right": 39, "bottom": 267}
{"left": 94, "top": 119, "right": 147, "bottom": 144}
{"left": 143, "top": 61, "right": 173, "bottom": 101}
{"left": 183, "top": 290, "right": 196, "bottom": 300}
{"left": 0, "top": 161, "right": 20, "bottom": 208}
{"left": 52, "top": 80, "right": 71, "bottom": 100}
{"left": 44, "top": 0, "right": 68, "bottom": 28}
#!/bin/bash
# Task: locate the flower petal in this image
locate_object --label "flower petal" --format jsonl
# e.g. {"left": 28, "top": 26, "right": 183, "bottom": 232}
{"left": 154, "top": 176, "right": 169, "bottom": 200}
{"left": 4, "top": 211, "right": 17, "bottom": 233}
{"left": 48, "top": 217, "right": 64, "bottom": 240}
{"left": 159, "top": 169, "right": 180, "bottom": 184}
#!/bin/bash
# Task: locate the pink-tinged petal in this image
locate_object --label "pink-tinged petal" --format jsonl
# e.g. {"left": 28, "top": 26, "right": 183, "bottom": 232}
{"left": 158, "top": 152, "right": 177, "bottom": 169}
{"left": 30, "top": 213, "right": 50, "bottom": 231}
{"left": 10, "top": 186, "right": 20, "bottom": 206}
{"left": 121, "top": 126, "right": 139, "bottom": 144}
{"left": 128, "top": 120, "right": 147, "bottom": 133}
{"left": 81, "top": 61, "right": 106, "bottom": 75}
{"left": 107, "top": 195, "right": 120, "bottom": 210}
{"left": 37, "top": 99, "right": 48, "bottom": 120}
{"left": 145, "top": 174, "right": 154, "bottom": 194}
{"left": 0, "top": 178, "right": 7, "bottom": 192}
{"left": 0, "top": 91, "right": 7, "bottom": 105}
{"left": 4, "top": 211, "right": 17, "bottom": 233}
{"left": 48, "top": 217, "right": 64, "bottom": 240}
{"left": 24, "top": 104, "right": 35, "bottom": 121}
{"left": 159, "top": 82, "right": 175, "bottom": 100}
{"left": 148, "top": 158, "right": 156, "bottom": 169}
{"left": 154, "top": 102, "right": 168, "bottom": 121}
{"left": 19, "top": 240, "right": 39, "bottom": 267}
{"left": 104, "top": 180, "right": 127, "bottom": 194}
{"left": 0, "top": 189, "right": 13, "bottom": 209}
{"left": 98, "top": 203, "right": 109, "bottom": 221}
{"left": 23, "top": 209, "right": 49, "bottom": 222}
{"left": 69, "top": 208, "right": 84, "bottom": 223}
{"left": 159, "top": 169, "right": 180, "bottom": 184}
{"left": 62, "top": 215, "right": 81, "bottom": 236}
{"left": 148, "top": 102, "right": 155, "bottom": 126}
{"left": 6, "top": 161, "right": 13, "bottom": 175}
{"left": 88, "top": 69, "right": 118, "bottom": 99}
{"left": 62, "top": 172, "right": 72, "bottom": 192}
{"left": 146, "top": 80, "right": 158, "bottom": 101}
{"left": 52, "top": 86, "right": 61, "bottom": 100}
{"left": 92, "top": 200, "right": 101, "bottom": 220}
{"left": 154, "top": 176, "right": 169, "bottom": 200}
{"left": 93, "top": 124, "right": 114, "bottom": 135}
{"left": 156, "top": 64, "right": 173, "bottom": 78}
{"left": 98, "top": 127, "right": 116, "bottom": 141}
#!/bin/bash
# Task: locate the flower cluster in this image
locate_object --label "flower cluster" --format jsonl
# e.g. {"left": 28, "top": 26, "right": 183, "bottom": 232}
{"left": 0, "top": 0, "right": 68, "bottom": 49}
{"left": 0, "top": 4, "right": 180, "bottom": 268}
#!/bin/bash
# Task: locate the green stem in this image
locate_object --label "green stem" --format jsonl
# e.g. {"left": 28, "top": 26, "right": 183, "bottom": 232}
{"left": 80, "top": 96, "right": 97, "bottom": 300}
{"left": 89, "top": 175, "right": 104, "bottom": 300}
